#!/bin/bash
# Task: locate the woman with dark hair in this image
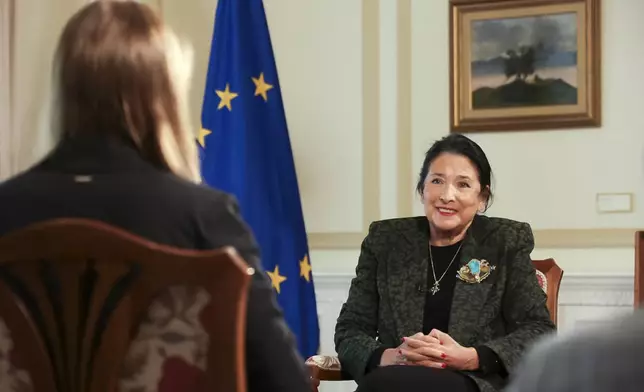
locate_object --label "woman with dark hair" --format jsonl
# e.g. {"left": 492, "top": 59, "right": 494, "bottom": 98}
{"left": 334, "top": 133, "right": 555, "bottom": 392}
{"left": 0, "top": 1, "right": 309, "bottom": 391}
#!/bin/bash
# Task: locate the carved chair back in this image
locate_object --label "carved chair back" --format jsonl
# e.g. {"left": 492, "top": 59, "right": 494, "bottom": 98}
{"left": 0, "top": 218, "right": 251, "bottom": 392}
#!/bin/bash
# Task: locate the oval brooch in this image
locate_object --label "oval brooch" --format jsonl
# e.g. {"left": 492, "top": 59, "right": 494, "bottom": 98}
{"left": 457, "top": 258, "right": 496, "bottom": 284}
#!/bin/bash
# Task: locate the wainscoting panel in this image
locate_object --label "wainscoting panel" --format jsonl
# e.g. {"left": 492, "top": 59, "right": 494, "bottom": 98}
{"left": 311, "top": 272, "right": 635, "bottom": 392}
{"left": 557, "top": 274, "right": 634, "bottom": 332}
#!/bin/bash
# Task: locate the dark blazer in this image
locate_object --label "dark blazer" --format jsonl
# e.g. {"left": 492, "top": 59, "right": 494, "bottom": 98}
{"left": 0, "top": 136, "right": 311, "bottom": 392}
{"left": 334, "top": 215, "right": 555, "bottom": 392}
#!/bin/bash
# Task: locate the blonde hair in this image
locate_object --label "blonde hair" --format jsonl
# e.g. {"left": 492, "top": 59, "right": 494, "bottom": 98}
{"left": 51, "top": 0, "right": 200, "bottom": 182}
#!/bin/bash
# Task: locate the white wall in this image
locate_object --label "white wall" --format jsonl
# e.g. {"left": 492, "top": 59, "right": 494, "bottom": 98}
{"left": 10, "top": 0, "right": 87, "bottom": 173}
{"left": 16, "top": 1, "right": 642, "bottom": 274}
{"left": 268, "top": 0, "right": 642, "bottom": 278}
{"left": 138, "top": 0, "right": 644, "bottom": 279}
{"left": 408, "top": 0, "right": 643, "bottom": 276}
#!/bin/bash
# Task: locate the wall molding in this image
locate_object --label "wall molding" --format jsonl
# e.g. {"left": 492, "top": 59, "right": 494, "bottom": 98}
{"left": 307, "top": 0, "right": 380, "bottom": 247}
{"left": 313, "top": 272, "right": 354, "bottom": 287}
{"left": 396, "top": 0, "right": 413, "bottom": 218}
{"left": 309, "top": 232, "right": 364, "bottom": 249}
{"left": 558, "top": 273, "right": 633, "bottom": 306}
{"left": 533, "top": 228, "right": 641, "bottom": 249}
{"left": 308, "top": 227, "right": 642, "bottom": 249}
{"left": 0, "top": 0, "right": 13, "bottom": 180}
{"left": 312, "top": 271, "right": 635, "bottom": 307}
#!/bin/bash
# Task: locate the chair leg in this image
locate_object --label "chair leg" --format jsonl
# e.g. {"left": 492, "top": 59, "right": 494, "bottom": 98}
{"left": 310, "top": 377, "right": 320, "bottom": 392}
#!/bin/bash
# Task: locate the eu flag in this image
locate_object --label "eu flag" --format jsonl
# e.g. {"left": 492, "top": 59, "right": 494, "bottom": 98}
{"left": 198, "top": 0, "right": 320, "bottom": 358}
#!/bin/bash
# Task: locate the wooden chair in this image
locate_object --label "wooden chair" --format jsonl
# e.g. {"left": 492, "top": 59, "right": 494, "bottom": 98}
{"left": 635, "top": 232, "right": 644, "bottom": 308}
{"left": 531, "top": 258, "right": 564, "bottom": 325}
{"left": 306, "top": 258, "right": 564, "bottom": 392}
{"left": 0, "top": 218, "right": 252, "bottom": 392}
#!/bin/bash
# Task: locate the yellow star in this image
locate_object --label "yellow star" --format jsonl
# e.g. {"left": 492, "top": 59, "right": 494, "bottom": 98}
{"left": 299, "top": 254, "right": 312, "bottom": 282}
{"left": 251, "top": 73, "right": 274, "bottom": 102}
{"left": 197, "top": 128, "right": 212, "bottom": 148}
{"left": 216, "top": 83, "right": 238, "bottom": 111}
{"left": 267, "top": 265, "right": 287, "bottom": 294}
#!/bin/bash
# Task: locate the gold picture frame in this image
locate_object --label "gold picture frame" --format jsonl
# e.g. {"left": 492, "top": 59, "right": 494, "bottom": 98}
{"left": 449, "top": 0, "right": 601, "bottom": 132}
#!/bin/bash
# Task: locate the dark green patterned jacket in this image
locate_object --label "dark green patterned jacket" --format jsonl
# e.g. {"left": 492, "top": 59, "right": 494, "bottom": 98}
{"left": 334, "top": 215, "right": 556, "bottom": 392}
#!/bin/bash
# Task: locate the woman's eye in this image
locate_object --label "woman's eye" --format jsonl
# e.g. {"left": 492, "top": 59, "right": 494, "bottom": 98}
{"left": 459, "top": 182, "right": 470, "bottom": 188}
{"left": 431, "top": 178, "right": 441, "bottom": 184}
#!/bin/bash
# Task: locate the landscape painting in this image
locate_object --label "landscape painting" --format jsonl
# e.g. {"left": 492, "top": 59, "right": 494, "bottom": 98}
{"left": 470, "top": 13, "right": 578, "bottom": 109}
{"left": 449, "top": 0, "right": 601, "bottom": 133}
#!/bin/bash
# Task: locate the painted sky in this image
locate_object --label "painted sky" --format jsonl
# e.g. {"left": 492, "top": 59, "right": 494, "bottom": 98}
{"left": 471, "top": 12, "right": 577, "bottom": 61}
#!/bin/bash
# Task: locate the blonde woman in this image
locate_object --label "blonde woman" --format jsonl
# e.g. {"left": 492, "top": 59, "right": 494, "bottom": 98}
{"left": 0, "top": 1, "right": 310, "bottom": 391}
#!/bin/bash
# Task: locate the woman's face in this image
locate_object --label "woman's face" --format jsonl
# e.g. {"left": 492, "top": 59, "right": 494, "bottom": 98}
{"left": 422, "top": 152, "right": 487, "bottom": 235}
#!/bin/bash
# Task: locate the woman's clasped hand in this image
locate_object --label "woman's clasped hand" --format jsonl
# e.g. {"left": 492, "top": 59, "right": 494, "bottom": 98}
{"left": 381, "top": 329, "right": 479, "bottom": 371}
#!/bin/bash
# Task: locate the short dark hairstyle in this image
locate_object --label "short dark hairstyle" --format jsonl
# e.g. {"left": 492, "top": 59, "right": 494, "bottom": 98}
{"left": 416, "top": 133, "right": 493, "bottom": 211}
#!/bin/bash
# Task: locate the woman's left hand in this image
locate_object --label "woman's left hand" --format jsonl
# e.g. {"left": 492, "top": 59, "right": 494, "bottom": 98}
{"left": 401, "top": 329, "right": 480, "bottom": 371}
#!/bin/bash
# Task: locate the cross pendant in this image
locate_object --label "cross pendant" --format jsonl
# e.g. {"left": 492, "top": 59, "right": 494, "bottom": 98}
{"left": 430, "top": 281, "right": 440, "bottom": 295}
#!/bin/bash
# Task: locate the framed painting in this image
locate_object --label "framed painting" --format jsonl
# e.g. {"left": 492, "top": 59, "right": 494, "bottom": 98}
{"left": 449, "top": 0, "right": 601, "bottom": 132}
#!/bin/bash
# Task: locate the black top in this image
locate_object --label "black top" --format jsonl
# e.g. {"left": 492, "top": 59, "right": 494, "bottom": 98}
{"left": 0, "top": 135, "right": 311, "bottom": 392}
{"left": 366, "top": 239, "right": 505, "bottom": 377}
{"left": 422, "top": 241, "right": 463, "bottom": 334}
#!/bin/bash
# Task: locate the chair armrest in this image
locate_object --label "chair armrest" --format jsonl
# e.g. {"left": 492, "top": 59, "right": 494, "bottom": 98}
{"left": 305, "top": 355, "right": 346, "bottom": 381}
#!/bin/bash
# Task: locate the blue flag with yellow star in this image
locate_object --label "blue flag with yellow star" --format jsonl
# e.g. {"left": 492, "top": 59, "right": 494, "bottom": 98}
{"left": 199, "top": 0, "right": 320, "bottom": 358}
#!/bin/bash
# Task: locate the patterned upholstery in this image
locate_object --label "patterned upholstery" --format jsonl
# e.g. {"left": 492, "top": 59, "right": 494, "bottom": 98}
{"left": 118, "top": 286, "right": 212, "bottom": 392}
{"left": 0, "top": 318, "right": 33, "bottom": 392}
{"left": 0, "top": 286, "right": 212, "bottom": 392}
{"left": 305, "top": 355, "right": 341, "bottom": 371}
{"left": 535, "top": 269, "right": 548, "bottom": 293}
